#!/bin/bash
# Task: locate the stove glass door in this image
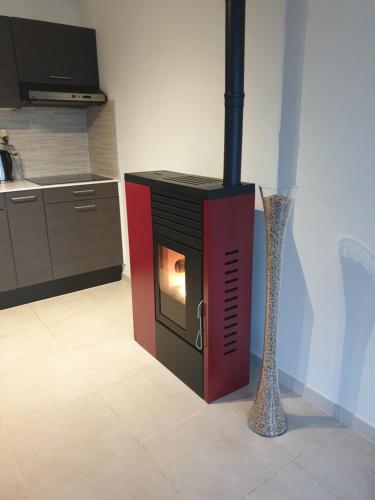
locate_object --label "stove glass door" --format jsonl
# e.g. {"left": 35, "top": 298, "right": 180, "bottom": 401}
{"left": 154, "top": 236, "right": 202, "bottom": 349}
{"left": 158, "top": 246, "right": 186, "bottom": 329}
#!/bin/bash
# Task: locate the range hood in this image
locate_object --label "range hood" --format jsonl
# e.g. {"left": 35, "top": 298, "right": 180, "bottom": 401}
{"left": 10, "top": 17, "right": 107, "bottom": 108}
{"left": 24, "top": 88, "right": 107, "bottom": 107}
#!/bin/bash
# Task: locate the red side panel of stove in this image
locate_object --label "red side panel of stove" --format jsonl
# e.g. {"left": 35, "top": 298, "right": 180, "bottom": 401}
{"left": 125, "top": 181, "right": 156, "bottom": 356}
{"left": 203, "top": 193, "right": 255, "bottom": 402}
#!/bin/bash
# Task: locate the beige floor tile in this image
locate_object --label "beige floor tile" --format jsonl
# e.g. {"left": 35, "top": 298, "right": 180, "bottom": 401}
{"left": 46, "top": 306, "right": 133, "bottom": 350}
{"left": 43, "top": 475, "right": 115, "bottom": 500}
{"left": 1, "top": 280, "right": 373, "bottom": 500}
{"left": 0, "top": 349, "right": 95, "bottom": 428}
{"left": 0, "top": 304, "right": 42, "bottom": 338}
{"left": 296, "top": 426, "right": 375, "bottom": 500}
{"left": 6, "top": 393, "right": 137, "bottom": 499}
{"left": 87, "top": 280, "right": 133, "bottom": 312}
{"left": 30, "top": 291, "right": 99, "bottom": 324}
{"left": 100, "top": 362, "right": 207, "bottom": 441}
{"left": 272, "top": 390, "right": 340, "bottom": 457}
{"left": 219, "top": 380, "right": 258, "bottom": 420}
{"left": 44, "top": 445, "right": 181, "bottom": 500}
{"left": 69, "top": 338, "right": 156, "bottom": 389}
{"left": 0, "top": 433, "right": 28, "bottom": 500}
{"left": 143, "top": 404, "right": 292, "bottom": 500}
{"left": 0, "top": 324, "right": 63, "bottom": 373}
{"left": 244, "top": 462, "right": 336, "bottom": 500}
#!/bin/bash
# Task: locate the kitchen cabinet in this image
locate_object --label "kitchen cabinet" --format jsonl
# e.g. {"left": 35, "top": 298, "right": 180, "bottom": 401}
{"left": 12, "top": 17, "right": 99, "bottom": 90}
{"left": 0, "top": 16, "right": 21, "bottom": 108}
{"left": 45, "top": 195, "right": 123, "bottom": 279}
{"left": 0, "top": 195, "right": 17, "bottom": 292}
{"left": 5, "top": 190, "right": 52, "bottom": 287}
{"left": 0, "top": 182, "right": 122, "bottom": 309}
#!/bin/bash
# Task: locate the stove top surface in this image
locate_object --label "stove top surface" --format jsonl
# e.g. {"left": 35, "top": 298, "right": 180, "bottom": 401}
{"left": 26, "top": 173, "right": 113, "bottom": 186}
{"left": 125, "top": 170, "right": 255, "bottom": 200}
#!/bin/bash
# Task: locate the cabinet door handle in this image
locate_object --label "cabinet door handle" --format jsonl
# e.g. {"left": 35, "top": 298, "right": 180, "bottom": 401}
{"left": 74, "top": 204, "right": 97, "bottom": 212}
{"left": 10, "top": 195, "right": 37, "bottom": 203}
{"left": 49, "top": 75, "right": 73, "bottom": 80}
{"left": 72, "top": 189, "right": 96, "bottom": 196}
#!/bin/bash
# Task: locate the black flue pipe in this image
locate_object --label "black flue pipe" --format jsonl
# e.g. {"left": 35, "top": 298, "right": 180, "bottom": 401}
{"left": 223, "top": 0, "right": 246, "bottom": 186}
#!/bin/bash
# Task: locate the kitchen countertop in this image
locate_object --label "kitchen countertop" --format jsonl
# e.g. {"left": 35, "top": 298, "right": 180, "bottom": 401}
{"left": 0, "top": 178, "right": 120, "bottom": 193}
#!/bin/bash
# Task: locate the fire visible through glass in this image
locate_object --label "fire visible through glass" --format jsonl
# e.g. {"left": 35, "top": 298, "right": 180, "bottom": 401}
{"left": 158, "top": 245, "right": 187, "bottom": 329}
{"left": 158, "top": 246, "right": 186, "bottom": 304}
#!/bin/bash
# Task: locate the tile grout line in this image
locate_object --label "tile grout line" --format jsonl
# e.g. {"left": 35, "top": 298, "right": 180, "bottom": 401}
{"left": 239, "top": 460, "right": 293, "bottom": 500}
{"left": 138, "top": 440, "right": 185, "bottom": 499}
{"left": 293, "top": 460, "right": 342, "bottom": 500}
{"left": 1, "top": 428, "right": 32, "bottom": 500}
{"left": 97, "top": 374, "right": 208, "bottom": 444}
{"left": 4, "top": 391, "right": 140, "bottom": 500}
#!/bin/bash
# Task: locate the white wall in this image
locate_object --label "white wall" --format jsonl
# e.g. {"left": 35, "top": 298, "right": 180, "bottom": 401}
{"left": 80, "top": 0, "right": 285, "bottom": 274}
{"left": 277, "top": 0, "right": 375, "bottom": 427}
{"left": 254, "top": 0, "right": 375, "bottom": 428}
{"left": 0, "top": 0, "right": 83, "bottom": 25}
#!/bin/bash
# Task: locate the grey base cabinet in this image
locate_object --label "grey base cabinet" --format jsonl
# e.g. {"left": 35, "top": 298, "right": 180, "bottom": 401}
{"left": 0, "top": 203, "right": 17, "bottom": 292}
{"left": 5, "top": 190, "right": 52, "bottom": 287}
{"left": 1, "top": 182, "right": 123, "bottom": 304}
{"left": 46, "top": 196, "right": 123, "bottom": 279}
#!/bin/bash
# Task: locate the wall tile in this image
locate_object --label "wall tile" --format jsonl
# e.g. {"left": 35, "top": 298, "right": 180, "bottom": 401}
{"left": 0, "top": 107, "right": 90, "bottom": 178}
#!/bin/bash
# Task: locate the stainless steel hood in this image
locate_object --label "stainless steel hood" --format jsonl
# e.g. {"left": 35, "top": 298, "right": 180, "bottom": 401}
{"left": 25, "top": 89, "right": 107, "bottom": 107}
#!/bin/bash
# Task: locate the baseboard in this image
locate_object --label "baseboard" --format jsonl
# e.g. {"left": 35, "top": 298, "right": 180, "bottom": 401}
{"left": 250, "top": 352, "right": 375, "bottom": 443}
{"left": 0, "top": 266, "right": 123, "bottom": 310}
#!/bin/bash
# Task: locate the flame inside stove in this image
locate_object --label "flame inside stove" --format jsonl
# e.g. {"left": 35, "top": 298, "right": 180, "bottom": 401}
{"left": 159, "top": 247, "right": 186, "bottom": 304}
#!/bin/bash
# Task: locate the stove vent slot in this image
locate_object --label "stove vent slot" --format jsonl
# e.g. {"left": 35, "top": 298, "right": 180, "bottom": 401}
{"left": 165, "top": 174, "right": 222, "bottom": 186}
{"left": 223, "top": 249, "right": 240, "bottom": 355}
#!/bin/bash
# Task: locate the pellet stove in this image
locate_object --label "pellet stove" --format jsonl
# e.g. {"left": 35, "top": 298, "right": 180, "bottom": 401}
{"left": 125, "top": 0, "right": 255, "bottom": 402}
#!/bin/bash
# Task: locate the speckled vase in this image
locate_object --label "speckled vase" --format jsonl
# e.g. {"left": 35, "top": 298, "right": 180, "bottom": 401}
{"left": 248, "top": 185, "right": 295, "bottom": 437}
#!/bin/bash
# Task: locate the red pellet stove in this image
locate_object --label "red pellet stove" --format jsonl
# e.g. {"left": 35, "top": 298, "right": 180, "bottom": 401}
{"left": 125, "top": 0, "right": 255, "bottom": 402}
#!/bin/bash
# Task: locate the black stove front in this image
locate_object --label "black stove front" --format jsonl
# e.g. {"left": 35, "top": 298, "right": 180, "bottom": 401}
{"left": 152, "top": 189, "right": 205, "bottom": 396}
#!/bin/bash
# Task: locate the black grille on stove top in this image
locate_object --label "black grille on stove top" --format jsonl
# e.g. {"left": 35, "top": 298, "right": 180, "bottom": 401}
{"left": 162, "top": 174, "right": 222, "bottom": 186}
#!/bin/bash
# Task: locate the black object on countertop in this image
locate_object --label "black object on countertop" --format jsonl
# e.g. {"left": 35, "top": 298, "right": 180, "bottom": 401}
{"left": 26, "top": 173, "right": 113, "bottom": 186}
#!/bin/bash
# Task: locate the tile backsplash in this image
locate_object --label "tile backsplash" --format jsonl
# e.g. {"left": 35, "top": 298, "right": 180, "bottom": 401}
{"left": 87, "top": 101, "right": 119, "bottom": 179}
{"left": 0, "top": 107, "right": 90, "bottom": 178}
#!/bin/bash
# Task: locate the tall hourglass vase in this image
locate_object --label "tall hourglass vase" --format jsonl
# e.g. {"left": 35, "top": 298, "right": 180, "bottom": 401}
{"left": 248, "top": 184, "right": 296, "bottom": 437}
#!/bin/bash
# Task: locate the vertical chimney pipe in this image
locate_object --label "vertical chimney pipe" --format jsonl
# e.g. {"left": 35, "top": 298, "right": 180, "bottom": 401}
{"left": 223, "top": 0, "right": 246, "bottom": 186}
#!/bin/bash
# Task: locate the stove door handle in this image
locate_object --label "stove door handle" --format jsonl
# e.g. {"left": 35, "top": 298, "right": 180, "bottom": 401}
{"left": 195, "top": 300, "right": 204, "bottom": 350}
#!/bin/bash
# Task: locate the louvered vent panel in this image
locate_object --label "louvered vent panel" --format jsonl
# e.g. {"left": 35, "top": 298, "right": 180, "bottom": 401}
{"left": 223, "top": 249, "right": 239, "bottom": 355}
{"left": 151, "top": 191, "right": 203, "bottom": 249}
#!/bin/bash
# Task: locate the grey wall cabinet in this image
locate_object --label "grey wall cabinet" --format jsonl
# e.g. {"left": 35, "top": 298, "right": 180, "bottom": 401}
{"left": 0, "top": 16, "right": 21, "bottom": 108}
{"left": 5, "top": 190, "right": 52, "bottom": 287}
{"left": 0, "top": 196, "right": 18, "bottom": 292}
{"left": 45, "top": 196, "right": 123, "bottom": 279}
{"left": 12, "top": 17, "right": 99, "bottom": 89}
